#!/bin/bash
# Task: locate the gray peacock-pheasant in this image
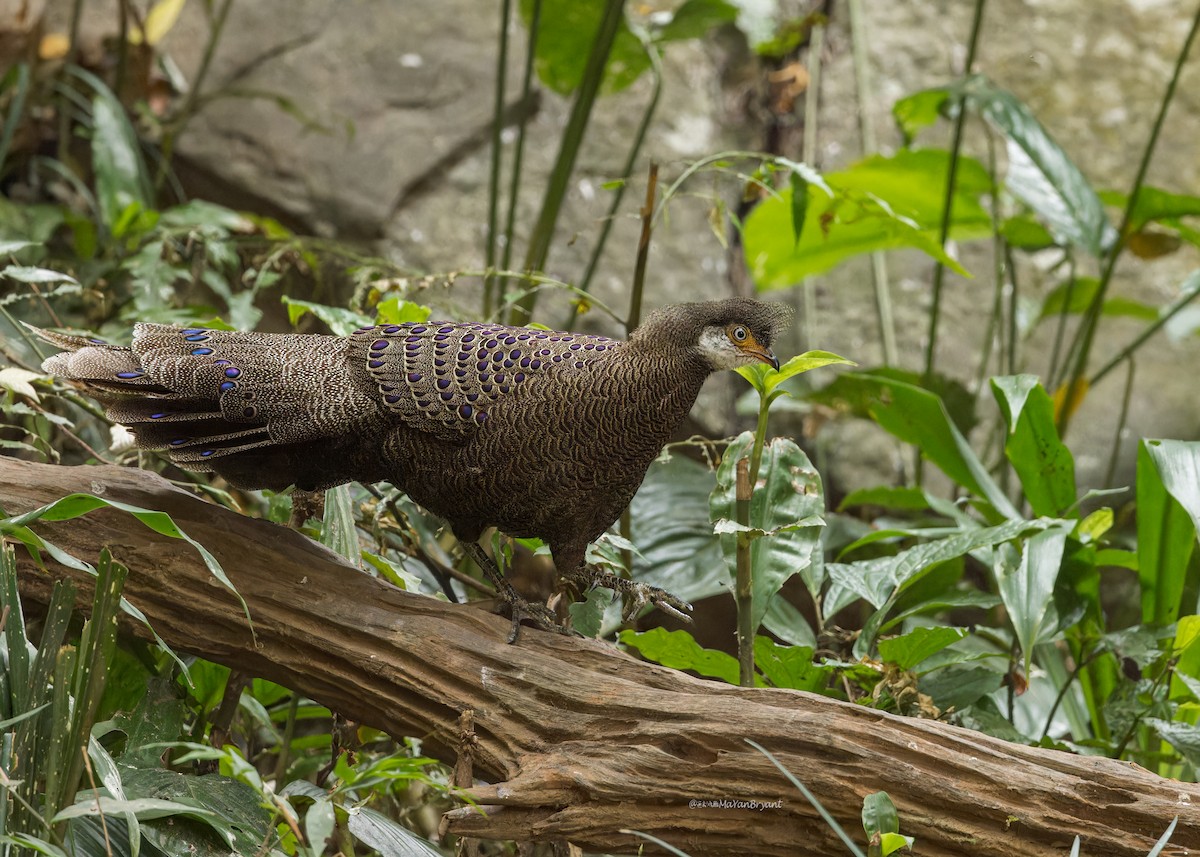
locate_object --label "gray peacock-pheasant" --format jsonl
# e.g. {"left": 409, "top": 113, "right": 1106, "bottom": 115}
{"left": 33, "top": 297, "right": 792, "bottom": 641}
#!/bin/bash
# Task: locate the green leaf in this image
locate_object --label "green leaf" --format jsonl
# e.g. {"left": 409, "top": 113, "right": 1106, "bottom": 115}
{"left": 880, "top": 832, "right": 916, "bottom": 856}
{"left": 1037, "top": 277, "right": 1158, "bottom": 323}
{"left": 753, "top": 638, "right": 829, "bottom": 691}
{"left": 53, "top": 797, "right": 216, "bottom": 823}
{"left": 789, "top": 171, "right": 808, "bottom": 247}
{"left": 375, "top": 296, "right": 432, "bottom": 325}
{"left": 1100, "top": 185, "right": 1200, "bottom": 232}
{"left": 878, "top": 626, "right": 968, "bottom": 671}
{"left": 656, "top": 0, "right": 738, "bottom": 42}
{"left": 744, "top": 149, "right": 991, "bottom": 285}
{"left": 87, "top": 79, "right": 153, "bottom": 231}
{"left": 1000, "top": 213, "right": 1057, "bottom": 249}
{"left": 2, "top": 265, "right": 78, "bottom": 285}
{"left": 991, "top": 376, "right": 1076, "bottom": 517}
{"left": 892, "top": 86, "right": 951, "bottom": 144}
{"left": 321, "top": 484, "right": 358, "bottom": 563}
{"left": 710, "top": 433, "right": 825, "bottom": 631}
{"left": 1145, "top": 718, "right": 1200, "bottom": 769}
{"left": 737, "top": 350, "right": 856, "bottom": 396}
{"left": 838, "top": 486, "right": 931, "bottom": 512}
{"left": 568, "top": 587, "right": 611, "bottom": 638}
{"left": 347, "top": 805, "right": 444, "bottom": 857}
{"left": 619, "top": 627, "right": 741, "bottom": 685}
{"left": 919, "top": 665, "right": 1003, "bottom": 711}
{"left": 281, "top": 295, "right": 373, "bottom": 335}
{"left": 1138, "top": 440, "right": 1200, "bottom": 625}
{"left": 630, "top": 454, "right": 727, "bottom": 605}
{"left": 520, "top": 0, "right": 650, "bottom": 94}
{"left": 837, "top": 372, "right": 1018, "bottom": 520}
{"left": 997, "top": 525, "right": 1070, "bottom": 675}
{"left": 861, "top": 791, "right": 900, "bottom": 837}
{"left": 965, "top": 75, "right": 1114, "bottom": 255}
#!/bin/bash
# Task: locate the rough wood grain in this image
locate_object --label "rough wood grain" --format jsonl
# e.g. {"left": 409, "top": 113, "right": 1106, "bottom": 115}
{"left": 3, "top": 458, "right": 1197, "bottom": 856}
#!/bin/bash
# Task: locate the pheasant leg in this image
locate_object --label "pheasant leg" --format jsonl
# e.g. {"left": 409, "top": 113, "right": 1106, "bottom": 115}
{"left": 568, "top": 567, "right": 693, "bottom": 623}
{"left": 459, "top": 541, "right": 564, "bottom": 643}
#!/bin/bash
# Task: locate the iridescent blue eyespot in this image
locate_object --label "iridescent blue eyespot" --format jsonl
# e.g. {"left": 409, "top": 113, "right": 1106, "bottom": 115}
{"left": 150, "top": 412, "right": 167, "bottom": 419}
{"left": 169, "top": 438, "right": 187, "bottom": 446}
{"left": 459, "top": 403, "right": 473, "bottom": 418}
{"left": 384, "top": 325, "right": 402, "bottom": 334}
{"left": 439, "top": 391, "right": 454, "bottom": 401}
{"left": 410, "top": 326, "right": 427, "bottom": 334}
{"left": 368, "top": 360, "right": 384, "bottom": 369}
{"left": 219, "top": 381, "right": 236, "bottom": 392}
{"left": 191, "top": 347, "right": 213, "bottom": 356}
{"left": 475, "top": 411, "right": 488, "bottom": 423}
{"left": 185, "top": 334, "right": 208, "bottom": 342}
{"left": 407, "top": 372, "right": 422, "bottom": 382}
{"left": 224, "top": 367, "right": 241, "bottom": 378}
{"left": 116, "top": 371, "right": 143, "bottom": 379}
{"left": 200, "top": 450, "right": 215, "bottom": 457}
{"left": 436, "top": 378, "right": 450, "bottom": 390}
{"left": 182, "top": 328, "right": 205, "bottom": 335}
{"left": 371, "top": 339, "right": 390, "bottom": 350}
{"left": 385, "top": 394, "right": 402, "bottom": 404}
{"left": 214, "top": 359, "right": 230, "bottom": 367}
{"left": 439, "top": 326, "right": 454, "bottom": 334}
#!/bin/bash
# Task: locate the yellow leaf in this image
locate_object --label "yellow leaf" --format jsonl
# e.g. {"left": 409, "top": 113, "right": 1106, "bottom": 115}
{"left": 38, "top": 33, "right": 70, "bottom": 60}
{"left": 131, "top": 0, "right": 188, "bottom": 46}
{"left": 1052, "top": 378, "right": 1089, "bottom": 424}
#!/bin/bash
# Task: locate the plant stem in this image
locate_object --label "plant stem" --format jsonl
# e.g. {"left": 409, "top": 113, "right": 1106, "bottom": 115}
{"left": 1090, "top": 271, "right": 1200, "bottom": 385}
{"left": 1059, "top": 2, "right": 1200, "bottom": 435}
{"left": 155, "top": 0, "right": 236, "bottom": 192}
{"left": 510, "top": 0, "right": 624, "bottom": 325}
{"left": 482, "top": 0, "right": 513, "bottom": 318}
{"left": 568, "top": 49, "right": 663, "bottom": 329}
{"left": 626, "top": 161, "right": 658, "bottom": 333}
{"left": 848, "top": 0, "right": 897, "bottom": 365}
{"left": 499, "top": 0, "right": 542, "bottom": 309}
{"left": 1046, "top": 254, "right": 1076, "bottom": 389}
{"left": 735, "top": 457, "right": 754, "bottom": 687}
{"left": 922, "top": 0, "right": 986, "bottom": 382}
{"left": 1103, "top": 357, "right": 1135, "bottom": 489}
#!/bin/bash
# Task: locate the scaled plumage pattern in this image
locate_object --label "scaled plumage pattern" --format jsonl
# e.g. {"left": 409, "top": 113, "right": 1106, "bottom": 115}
{"left": 34, "top": 297, "right": 792, "bottom": 640}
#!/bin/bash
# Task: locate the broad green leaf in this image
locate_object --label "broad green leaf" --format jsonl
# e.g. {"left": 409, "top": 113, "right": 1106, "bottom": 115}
{"left": 753, "top": 638, "right": 830, "bottom": 691}
{"left": 919, "top": 665, "right": 1004, "bottom": 711}
{"left": 1, "top": 265, "right": 78, "bottom": 284}
{"left": 744, "top": 149, "right": 990, "bottom": 285}
{"left": 878, "top": 626, "right": 968, "bottom": 671}
{"left": 567, "top": 587, "right": 611, "bottom": 638}
{"left": 861, "top": 791, "right": 900, "bottom": 837}
{"left": 965, "top": 75, "right": 1114, "bottom": 255}
{"left": 854, "top": 518, "right": 1052, "bottom": 657}
{"left": 1138, "top": 440, "right": 1199, "bottom": 625}
{"left": 657, "top": 0, "right": 738, "bottom": 43}
{"left": 0, "top": 239, "right": 38, "bottom": 254}
{"left": 281, "top": 295, "right": 372, "bottom": 335}
{"left": 630, "top": 454, "right": 726, "bottom": 605}
{"left": 838, "top": 486, "right": 931, "bottom": 512}
{"left": 305, "top": 800, "right": 336, "bottom": 856}
{"left": 991, "top": 376, "right": 1076, "bottom": 517}
{"left": 321, "top": 484, "right": 358, "bottom": 563}
{"left": 520, "top": 0, "right": 650, "bottom": 94}
{"left": 375, "top": 296, "right": 432, "bottom": 325}
{"left": 118, "top": 767, "right": 272, "bottom": 853}
{"left": 710, "top": 432, "right": 825, "bottom": 631}
{"left": 737, "top": 350, "right": 855, "bottom": 396}
{"left": 1037, "top": 277, "right": 1157, "bottom": 322}
{"left": 158, "top": 200, "right": 251, "bottom": 232}
{"left": 997, "top": 525, "right": 1069, "bottom": 675}
{"left": 88, "top": 81, "right": 153, "bottom": 232}
{"left": 760, "top": 594, "right": 817, "bottom": 647}
{"left": 836, "top": 372, "right": 1018, "bottom": 520}
{"left": 53, "top": 797, "right": 215, "bottom": 823}
{"left": 892, "top": 86, "right": 951, "bottom": 144}
{"left": 619, "top": 627, "right": 742, "bottom": 685}
{"left": 880, "top": 832, "right": 916, "bottom": 856}
{"left": 1100, "top": 185, "right": 1200, "bottom": 232}
{"left": 1000, "top": 213, "right": 1056, "bottom": 249}
{"left": 0, "top": 835, "right": 69, "bottom": 857}
{"left": 347, "top": 805, "right": 444, "bottom": 857}
{"left": 1145, "top": 718, "right": 1200, "bottom": 769}
{"left": 789, "top": 171, "right": 808, "bottom": 246}
{"left": 0, "top": 366, "right": 42, "bottom": 400}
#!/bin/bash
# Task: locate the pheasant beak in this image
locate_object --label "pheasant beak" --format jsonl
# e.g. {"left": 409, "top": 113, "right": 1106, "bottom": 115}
{"left": 745, "top": 342, "right": 780, "bottom": 371}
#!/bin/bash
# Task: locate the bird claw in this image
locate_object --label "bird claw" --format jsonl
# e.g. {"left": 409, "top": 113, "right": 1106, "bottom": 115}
{"left": 501, "top": 595, "right": 569, "bottom": 643}
{"left": 579, "top": 569, "right": 693, "bottom": 623}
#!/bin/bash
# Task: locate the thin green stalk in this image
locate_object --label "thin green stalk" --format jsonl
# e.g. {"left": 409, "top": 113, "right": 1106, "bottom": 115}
{"left": 567, "top": 49, "right": 663, "bottom": 329}
{"left": 735, "top": 457, "right": 754, "bottom": 687}
{"left": 155, "top": 0, "right": 236, "bottom": 191}
{"left": 1060, "top": 3, "right": 1200, "bottom": 435}
{"left": 1090, "top": 273, "right": 1200, "bottom": 385}
{"left": 800, "top": 21, "right": 825, "bottom": 353}
{"left": 974, "top": 130, "right": 1005, "bottom": 393}
{"left": 510, "top": 0, "right": 625, "bottom": 325}
{"left": 922, "top": 0, "right": 987, "bottom": 382}
{"left": 498, "top": 0, "right": 542, "bottom": 306}
{"left": 1005, "top": 243, "right": 1018, "bottom": 375}
{"left": 1103, "top": 357, "right": 1135, "bottom": 489}
{"left": 848, "top": 0, "right": 897, "bottom": 365}
{"left": 55, "top": 0, "right": 85, "bottom": 164}
{"left": 482, "top": 0, "right": 514, "bottom": 318}
{"left": 1046, "top": 255, "right": 1077, "bottom": 388}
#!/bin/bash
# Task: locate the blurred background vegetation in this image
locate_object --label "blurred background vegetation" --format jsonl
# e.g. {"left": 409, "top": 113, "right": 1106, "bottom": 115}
{"left": 2, "top": 0, "right": 1200, "bottom": 854}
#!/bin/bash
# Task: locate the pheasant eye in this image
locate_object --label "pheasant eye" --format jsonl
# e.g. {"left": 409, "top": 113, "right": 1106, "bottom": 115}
{"left": 731, "top": 326, "right": 748, "bottom": 342}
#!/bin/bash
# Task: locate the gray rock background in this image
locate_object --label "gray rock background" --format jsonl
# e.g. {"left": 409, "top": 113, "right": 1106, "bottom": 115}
{"left": 47, "top": 0, "right": 1200, "bottom": 494}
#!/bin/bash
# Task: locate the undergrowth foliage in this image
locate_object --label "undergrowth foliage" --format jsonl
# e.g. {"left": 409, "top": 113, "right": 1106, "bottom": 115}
{"left": 1, "top": 1, "right": 1198, "bottom": 856}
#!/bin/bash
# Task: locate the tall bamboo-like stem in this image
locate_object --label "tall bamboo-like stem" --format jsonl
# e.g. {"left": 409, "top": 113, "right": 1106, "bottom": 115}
{"left": 510, "top": 0, "right": 625, "bottom": 326}
{"left": 1059, "top": 3, "right": 1200, "bottom": 435}
{"left": 799, "top": 21, "right": 825, "bottom": 352}
{"left": 848, "top": 0, "right": 897, "bottom": 365}
{"left": 498, "top": 0, "right": 543, "bottom": 310}
{"left": 922, "top": 0, "right": 986, "bottom": 382}
{"left": 626, "top": 161, "right": 658, "bottom": 333}
{"left": 567, "top": 51, "right": 663, "bottom": 329}
{"left": 482, "top": 0, "right": 513, "bottom": 318}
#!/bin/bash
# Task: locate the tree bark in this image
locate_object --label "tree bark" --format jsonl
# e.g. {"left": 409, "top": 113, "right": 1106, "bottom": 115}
{"left": 3, "top": 458, "right": 1197, "bottom": 856}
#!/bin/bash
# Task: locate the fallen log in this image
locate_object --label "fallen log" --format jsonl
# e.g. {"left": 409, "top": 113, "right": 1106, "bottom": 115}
{"left": 2, "top": 458, "right": 1196, "bottom": 855}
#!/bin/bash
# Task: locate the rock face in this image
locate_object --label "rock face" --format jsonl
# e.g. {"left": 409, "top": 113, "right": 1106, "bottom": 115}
{"left": 43, "top": 0, "right": 1200, "bottom": 488}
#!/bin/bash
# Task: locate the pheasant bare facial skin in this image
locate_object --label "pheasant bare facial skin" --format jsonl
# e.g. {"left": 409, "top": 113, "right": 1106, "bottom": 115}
{"left": 31, "top": 297, "right": 793, "bottom": 642}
